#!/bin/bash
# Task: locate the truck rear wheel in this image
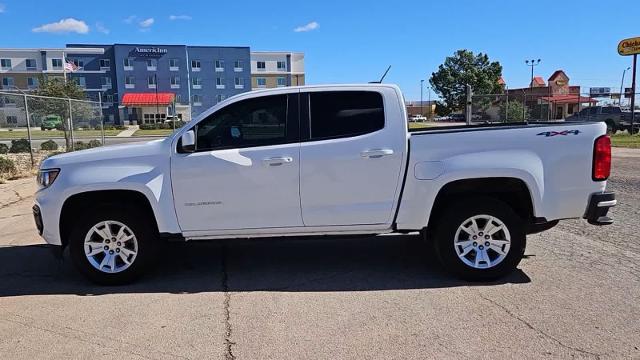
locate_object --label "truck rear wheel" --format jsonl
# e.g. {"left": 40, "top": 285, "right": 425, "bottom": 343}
{"left": 69, "top": 206, "right": 156, "bottom": 285}
{"left": 433, "top": 197, "right": 526, "bottom": 281}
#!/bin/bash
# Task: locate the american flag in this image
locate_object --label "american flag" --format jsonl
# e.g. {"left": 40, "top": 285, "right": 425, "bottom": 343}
{"left": 64, "top": 59, "right": 78, "bottom": 72}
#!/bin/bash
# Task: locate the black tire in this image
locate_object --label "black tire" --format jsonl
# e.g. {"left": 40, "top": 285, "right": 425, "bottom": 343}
{"left": 605, "top": 120, "right": 616, "bottom": 134}
{"left": 433, "top": 197, "right": 526, "bottom": 281}
{"left": 69, "top": 205, "right": 157, "bottom": 285}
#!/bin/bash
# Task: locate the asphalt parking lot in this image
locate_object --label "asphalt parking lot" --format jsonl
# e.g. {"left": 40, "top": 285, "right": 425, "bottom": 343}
{"left": 0, "top": 149, "right": 638, "bottom": 359}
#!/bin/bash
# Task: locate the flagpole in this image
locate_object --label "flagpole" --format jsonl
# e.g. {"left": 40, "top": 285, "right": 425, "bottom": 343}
{"left": 62, "top": 50, "right": 67, "bottom": 84}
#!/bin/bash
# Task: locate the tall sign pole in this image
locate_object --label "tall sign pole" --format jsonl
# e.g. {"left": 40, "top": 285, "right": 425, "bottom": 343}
{"left": 631, "top": 54, "right": 637, "bottom": 133}
{"left": 618, "top": 36, "right": 640, "bottom": 133}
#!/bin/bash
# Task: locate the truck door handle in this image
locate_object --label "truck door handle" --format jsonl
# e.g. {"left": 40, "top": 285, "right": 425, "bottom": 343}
{"left": 263, "top": 156, "right": 293, "bottom": 166}
{"left": 360, "top": 149, "right": 394, "bottom": 158}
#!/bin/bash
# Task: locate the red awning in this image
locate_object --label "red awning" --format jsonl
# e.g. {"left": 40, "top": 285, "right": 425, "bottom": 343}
{"left": 122, "top": 93, "right": 175, "bottom": 106}
{"left": 540, "top": 94, "right": 597, "bottom": 104}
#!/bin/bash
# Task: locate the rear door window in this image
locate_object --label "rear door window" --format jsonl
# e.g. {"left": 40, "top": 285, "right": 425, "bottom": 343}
{"left": 308, "top": 91, "right": 384, "bottom": 140}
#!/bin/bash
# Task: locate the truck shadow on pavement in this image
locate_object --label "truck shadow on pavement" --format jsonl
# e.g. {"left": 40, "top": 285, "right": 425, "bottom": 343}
{"left": 0, "top": 235, "right": 530, "bottom": 297}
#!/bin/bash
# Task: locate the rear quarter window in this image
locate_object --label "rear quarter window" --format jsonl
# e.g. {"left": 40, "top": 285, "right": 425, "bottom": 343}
{"left": 309, "top": 91, "right": 384, "bottom": 140}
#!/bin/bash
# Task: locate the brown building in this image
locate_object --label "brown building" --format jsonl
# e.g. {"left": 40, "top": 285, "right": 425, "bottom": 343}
{"left": 505, "top": 70, "right": 595, "bottom": 120}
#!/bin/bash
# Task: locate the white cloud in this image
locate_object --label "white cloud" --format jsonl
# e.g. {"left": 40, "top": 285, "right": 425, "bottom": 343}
{"left": 96, "top": 22, "right": 110, "bottom": 34}
{"left": 139, "top": 18, "right": 154, "bottom": 28}
{"left": 0, "top": 4, "right": 6, "bottom": 13}
{"left": 32, "top": 18, "right": 89, "bottom": 34}
{"left": 123, "top": 15, "right": 137, "bottom": 24}
{"left": 294, "top": 21, "right": 319, "bottom": 32}
{"left": 169, "top": 15, "right": 192, "bottom": 21}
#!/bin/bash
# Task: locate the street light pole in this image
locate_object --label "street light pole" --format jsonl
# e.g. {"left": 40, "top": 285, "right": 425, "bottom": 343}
{"left": 526, "top": 59, "right": 541, "bottom": 88}
{"left": 427, "top": 86, "right": 431, "bottom": 119}
{"left": 620, "top": 66, "right": 631, "bottom": 106}
{"left": 420, "top": 80, "right": 424, "bottom": 117}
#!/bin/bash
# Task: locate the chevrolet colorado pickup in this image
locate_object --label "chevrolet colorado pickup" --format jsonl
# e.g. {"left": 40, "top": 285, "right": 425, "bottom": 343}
{"left": 33, "top": 84, "right": 615, "bottom": 284}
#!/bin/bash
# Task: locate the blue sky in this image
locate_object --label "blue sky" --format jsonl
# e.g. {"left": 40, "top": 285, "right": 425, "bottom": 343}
{"left": 1, "top": 0, "right": 638, "bottom": 100}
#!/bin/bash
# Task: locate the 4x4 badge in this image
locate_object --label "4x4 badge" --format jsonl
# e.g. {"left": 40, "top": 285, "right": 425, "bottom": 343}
{"left": 537, "top": 130, "right": 581, "bottom": 137}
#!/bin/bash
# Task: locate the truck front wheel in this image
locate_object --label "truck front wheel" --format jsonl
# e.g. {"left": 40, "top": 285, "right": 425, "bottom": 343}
{"left": 69, "top": 206, "right": 156, "bottom": 285}
{"left": 433, "top": 197, "right": 526, "bottom": 281}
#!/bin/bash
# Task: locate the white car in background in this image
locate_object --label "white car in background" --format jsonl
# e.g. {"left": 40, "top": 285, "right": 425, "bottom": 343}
{"left": 33, "top": 84, "right": 615, "bottom": 284}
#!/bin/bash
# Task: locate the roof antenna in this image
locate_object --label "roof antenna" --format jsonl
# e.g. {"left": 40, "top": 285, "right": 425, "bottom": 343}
{"left": 370, "top": 65, "right": 391, "bottom": 83}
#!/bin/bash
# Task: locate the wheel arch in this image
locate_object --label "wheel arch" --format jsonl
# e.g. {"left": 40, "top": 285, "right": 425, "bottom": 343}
{"left": 426, "top": 177, "right": 537, "bottom": 233}
{"left": 59, "top": 189, "right": 160, "bottom": 248}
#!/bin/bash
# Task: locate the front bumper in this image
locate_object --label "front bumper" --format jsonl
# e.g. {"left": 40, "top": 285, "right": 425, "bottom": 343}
{"left": 584, "top": 192, "right": 616, "bottom": 225}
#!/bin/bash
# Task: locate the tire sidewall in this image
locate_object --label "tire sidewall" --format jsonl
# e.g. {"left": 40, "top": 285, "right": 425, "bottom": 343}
{"left": 434, "top": 197, "right": 526, "bottom": 281}
{"left": 69, "top": 206, "right": 155, "bottom": 285}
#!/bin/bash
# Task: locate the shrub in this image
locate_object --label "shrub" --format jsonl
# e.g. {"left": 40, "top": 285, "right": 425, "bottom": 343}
{"left": 55, "top": 123, "right": 66, "bottom": 131}
{"left": 9, "top": 139, "right": 31, "bottom": 153}
{"left": 0, "top": 157, "right": 16, "bottom": 177}
{"left": 73, "top": 139, "right": 102, "bottom": 151}
{"left": 40, "top": 140, "right": 59, "bottom": 151}
{"left": 0, "top": 143, "right": 8, "bottom": 154}
{"left": 88, "top": 139, "right": 102, "bottom": 148}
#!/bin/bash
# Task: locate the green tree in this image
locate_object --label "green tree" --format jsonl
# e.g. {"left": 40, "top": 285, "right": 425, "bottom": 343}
{"left": 30, "top": 75, "right": 94, "bottom": 149}
{"left": 500, "top": 101, "right": 529, "bottom": 122}
{"left": 429, "top": 50, "right": 503, "bottom": 115}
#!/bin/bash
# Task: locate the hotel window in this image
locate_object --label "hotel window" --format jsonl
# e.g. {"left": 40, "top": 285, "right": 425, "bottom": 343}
{"left": 191, "top": 60, "right": 201, "bottom": 71}
{"left": 101, "top": 76, "right": 112, "bottom": 87}
{"left": 233, "top": 60, "right": 242, "bottom": 71}
{"left": 99, "top": 59, "right": 110, "bottom": 69}
{"left": 26, "top": 59, "right": 37, "bottom": 70}
{"left": 277, "top": 61, "right": 286, "bottom": 71}
{"left": 2, "top": 77, "right": 15, "bottom": 88}
{"left": 235, "top": 77, "right": 244, "bottom": 89}
{"left": 256, "top": 77, "right": 266, "bottom": 88}
{"left": 105, "top": 94, "right": 113, "bottom": 103}
{"left": 146, "top": 59, "right": 157, "bottom": 71}
{"left": 176, "top": 94, "right": 182, "bottom": 103}
{"left": 6, "top": 116, "right": 17, "bottom": 124}
{"left": 192, "top": 77, "right": 202, "bottom": 89}
{"left": 256, "top": 61, "right": 266, "bottom": 71}
{"left": 27, "top": 77, "right": 38, "bottom": 88}
{"left": 216, "top": 94, "right": 226, "bottom": 102}
{"left": 169, "top": 58, "right": 179, "bottom": 70}
{"left": 215, "top": 59, "right": 224, "bottom": 71}
{"left": 125, "top": 75, "right": 135, "bottom": 88}
{"left": 75, "top": 77, "right": 86, "bottom": 88}
{"left": 1, "top": 59, "right": 12, "bottom": 69}
{"left": 216, "top": 77, "right": 225, "bottom": 89}
{"left": 277, "top": 77, "right": 286, "bottom": 87}
{"left": 73, "top": 59, "right": 84, "bottom": 69}
{"left": 51, "top": 58, "right": 63, "bottom": 69}
{"left": 123, "top": 58, "right": 133, "bottom": 70}
{"left": 192, "top": 94, "right": 202, "bottom": 106}
{"left": 171, "top": 75, "right": 180, "bottom": 88}
{"left": 148, "top": 75, "right": 157, "bottom": 88}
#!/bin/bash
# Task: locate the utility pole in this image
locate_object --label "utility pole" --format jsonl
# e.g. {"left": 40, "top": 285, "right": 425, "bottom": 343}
{"left": 526, "top": 59, "right": 541, "bottom": 88}
{"left": 631, "top": 54, "right": 637, "bottom": 133}
{"left": 465, "top": 84, "right": 472, "bottom": 125}
{"left": 427, "top": 86, "right": 431, "bottom": 119}
{"left": 420, "top": 80, "right": 424, "bottom": 117}
{"left": 619, "top": 67, "right": 631, "bottom": 106}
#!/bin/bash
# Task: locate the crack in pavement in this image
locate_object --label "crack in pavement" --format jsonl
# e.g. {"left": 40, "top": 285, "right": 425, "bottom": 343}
{"left": 221, "top": 245, "right": 236, "bottom": 360}
{"left": 477, "top": 292, "right": 602, "bottom": 359}
{"left": 1, "top": 313, "right": 191, "bottom": 360}
{"left": 0, "top": 189, "right": 33, "bottom": 210}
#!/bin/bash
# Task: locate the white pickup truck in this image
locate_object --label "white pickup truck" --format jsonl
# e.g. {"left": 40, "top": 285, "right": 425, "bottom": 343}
{"left": 33, "top": 84, "right": 615, "bottom": 284}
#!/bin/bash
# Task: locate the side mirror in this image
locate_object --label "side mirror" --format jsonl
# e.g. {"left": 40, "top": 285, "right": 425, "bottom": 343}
{"left": 181, "top": 130, "right": 195, "bottom": 152}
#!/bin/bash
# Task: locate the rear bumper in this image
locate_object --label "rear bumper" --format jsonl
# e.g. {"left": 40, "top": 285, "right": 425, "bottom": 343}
{"left": 584, "top": 192, "right": 616, "bottom": 225}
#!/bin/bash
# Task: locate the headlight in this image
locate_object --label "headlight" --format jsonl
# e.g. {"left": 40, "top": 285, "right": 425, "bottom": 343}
{"left": 37, "top": 169, "right": 60, "bottom": 189}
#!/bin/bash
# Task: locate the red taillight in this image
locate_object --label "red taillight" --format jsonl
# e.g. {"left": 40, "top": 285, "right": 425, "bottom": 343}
{"left": 592, "top": 135, "right": 611, "bottom": 181}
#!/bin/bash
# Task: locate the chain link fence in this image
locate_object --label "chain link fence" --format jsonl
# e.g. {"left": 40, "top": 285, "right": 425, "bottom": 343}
{"left": 0, "top": 91, "right": 106, "bottom": 170}
{"left": 471, "top": 90, "right": 639, "bottom": 132}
